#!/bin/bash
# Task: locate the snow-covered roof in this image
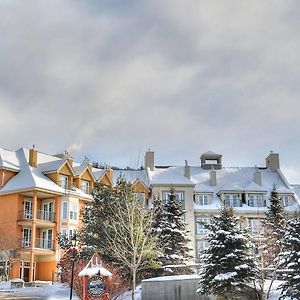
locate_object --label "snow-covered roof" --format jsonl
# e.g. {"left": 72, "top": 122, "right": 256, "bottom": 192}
{"left": 92, "top": 169, "right": 106, "bottom": 181}
{"left": 218, "top": 182, "right": 243, "bottom": 192}
{"left": 0, "top": 163, "right": 65, "bottom": 195}
{"left": 200, "top": 151, "right": 222, "bottom": 158}
{"left": 244, "top": 182, "right": 267, "bottom": 192}
{"left": 73, "top": 163, "right": 95, "bottom": 181}
{"left": 113, "top": 169, "right": 149, "bottom": 186}
{"left": 38, "top": 160, "right": 66, "bottom": 173}
{"left": 149, "top": 167, "right": 195, "bottom": 186}
{"left": 0, "top": 147, "right": 21, "bottom": 171}
{"left": 78, "top": 253, "right": 112, "bottom": 277}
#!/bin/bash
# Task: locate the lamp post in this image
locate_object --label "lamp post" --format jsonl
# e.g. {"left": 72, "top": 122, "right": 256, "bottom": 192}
{"left": 69, "top": 233, "right": 77, "bottom": 300}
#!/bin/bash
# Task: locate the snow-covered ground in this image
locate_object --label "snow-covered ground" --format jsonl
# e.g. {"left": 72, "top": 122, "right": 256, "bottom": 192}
{"left": 0, "top": 279, "right": 290, "bottom": 300}
{"left": 0, "top": 281, "right": 80, "bottom": 299}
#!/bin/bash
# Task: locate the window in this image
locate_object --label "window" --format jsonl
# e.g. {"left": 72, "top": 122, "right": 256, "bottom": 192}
{"left": 196, "top": 240, "right": 209, "bottom": 257}
{"left": 61, "top": 229, "right": 67, "bottom": 238}
{"left": 60, "top": 175, "right": 69, "bottom": 189}
{"left": 24, "top": 200, "right": 33, "bottom": 219}
{"left": 22, "top": 228, "right": 32, "bottom": 248}
{"left": 69, "top": 228, "right": 76, "bottom": 238}
{"left": 195, "top": 194, "right": 209, "bottom": 205}
{"left": 249, "top": 218, "right": 263, "bottom": 235}
{"left": 196, "top": 217, "right": 210, "bottom": 234}
{"left": 281, "top": 195, "right": 291, "bottom": 206}
{"left": 248, "top": 194, "right": 265, "bottom": 207}
{"left": 81, "top": 180, "right": 90, "bottom": 194}
{"left": 224, "top": 194, "right": 240, "bottom": 207}
{"left": 162, "top": 191, "right": 184, "bottom": 207}
{"left": 69, "top": 202, "right": 78, "bottom": 221}
{"left": 62, "top": 201, "right": 68, "bottom": 220}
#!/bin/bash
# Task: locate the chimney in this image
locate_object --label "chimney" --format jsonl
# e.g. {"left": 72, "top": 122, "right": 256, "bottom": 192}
{"left": 184, "top": 160, "right": 190, "bottom": 179}
{"left": 266, "top": 151, "right": 280, "bottom": 172}
{"left": 144, "top": 149, "right": 154, "bottom": 171}
{"left": 29, "top": 145, "right": 38, "bottom": 168}
{"left": 106, "top": 168, "right": 113, "bottom": 185}
{"left": 253, "top": 167, "right": 262, "bottom": 186}
{"left": 209, "top": 167, "right": 217, "bottom": 186}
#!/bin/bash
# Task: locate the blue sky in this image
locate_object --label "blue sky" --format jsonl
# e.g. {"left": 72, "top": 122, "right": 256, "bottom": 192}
{"left": 0, "top": 0, "right": 300, "bottom": 182}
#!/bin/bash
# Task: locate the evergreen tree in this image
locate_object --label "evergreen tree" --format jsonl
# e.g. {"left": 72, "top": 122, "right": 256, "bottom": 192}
{"left": 198, "top": 206, "right": 260, "bottom": 300}
{"left": 151, "top": 195, "right": 165, "bottom": 247}
{"left": 277, "top": 218, "right": 300, "bottom": 300}
{"left": 158, "top": 188, "right": 191, "bottom": 267}
{"left": 261, "top": 185, "right": 287, "bottom": 269}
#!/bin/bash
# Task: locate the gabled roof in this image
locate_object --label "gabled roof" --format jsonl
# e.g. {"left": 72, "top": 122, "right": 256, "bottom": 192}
{"left": 149, "top": 167, "right": 195, "bottom": 186}
{"left": 92, "top": 169, "right": 107, "bottom": 181}
{"left": 38, "top": 160, "right": 66, "bottom": 173}
{"left": 73, "top": 163, "right": 95, "bottom": 180}
{"left": 244, "top": 182, "right": 267, "bottom": 192}
{"left": 0, "top": 148, "right": 21, "bottom": 171}
{"left": 0, "top": 164, "right": 65, "bottom": 195}
{"left": 113, "top": 169, "right": 150, "bottom": 187}
{"left": 218, "top": 182, "right": 243, "bottom": 192}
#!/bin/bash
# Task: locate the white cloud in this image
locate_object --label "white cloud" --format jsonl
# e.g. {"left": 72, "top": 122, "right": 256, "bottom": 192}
{"left": 0, "top": 0, "right": 299, "bottom": 179}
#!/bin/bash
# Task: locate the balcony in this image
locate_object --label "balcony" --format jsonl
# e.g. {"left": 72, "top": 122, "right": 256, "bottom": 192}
{"left": 18, "top": 210, "right": 55, "bottom": 222}
{"left": 59, "top": 180, "right": 77, "bottom": 191}
{"left": 80, "top": 184, "right": 93, "bottom": 195}
{"left": 21, "top": 238, "right": 54, "bottom": 250}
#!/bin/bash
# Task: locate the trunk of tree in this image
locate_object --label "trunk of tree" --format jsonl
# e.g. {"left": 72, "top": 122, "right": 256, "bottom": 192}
{"left": 132, "top": 269, "right": 136, "bottom": 300}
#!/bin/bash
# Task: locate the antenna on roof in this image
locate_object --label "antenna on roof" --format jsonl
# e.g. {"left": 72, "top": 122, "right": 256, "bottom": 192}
{"left": 32, "top": 145, "right": 35, "bottom": 149}
{"left": 185, "top": 160, "right": 188, "bottom": 167}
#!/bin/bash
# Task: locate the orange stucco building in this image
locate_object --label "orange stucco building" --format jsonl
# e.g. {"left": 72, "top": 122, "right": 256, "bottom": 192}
{"left": 0, "top": 147, "right": 149, "bottom": 282}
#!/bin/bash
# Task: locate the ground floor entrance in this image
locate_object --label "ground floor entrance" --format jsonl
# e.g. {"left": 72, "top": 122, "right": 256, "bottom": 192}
{"left": 19, "top": 261, "right": 35, "bottom": 282}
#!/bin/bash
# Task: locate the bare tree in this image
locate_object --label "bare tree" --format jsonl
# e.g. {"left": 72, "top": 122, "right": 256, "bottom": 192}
{"left": 104, "top": 181, "right": 159, "bottom": 300}
{"left": 0, "top": 237, "right": 19, "bottom": 281}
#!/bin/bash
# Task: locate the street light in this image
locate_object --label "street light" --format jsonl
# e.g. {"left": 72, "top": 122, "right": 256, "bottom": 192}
{"left": 69, "top": 233, "right": 78, "bottom": 300}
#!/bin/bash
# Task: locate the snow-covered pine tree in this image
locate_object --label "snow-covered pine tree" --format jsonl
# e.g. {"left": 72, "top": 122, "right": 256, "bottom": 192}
{"left": 158, "top": 188, "right": 191, "bottom": 268}
{"left": 198, "top": 206, "right": 260, "bottom": 300}
{"left": 277, "top": 218, "right": 300, "bottom": 300}
{"left": 151, "top": 195, "right": 165, "bottom": 250}
{"left": 261, "top": 185, "right": 287, "bottom": 269}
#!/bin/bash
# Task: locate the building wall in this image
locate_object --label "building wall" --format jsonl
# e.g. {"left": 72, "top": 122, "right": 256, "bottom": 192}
{"left": 151, "top": 185, "right": 196, "bottom": 258}
{"left": 0, "top": 193, "right": 20, "bottom": 247}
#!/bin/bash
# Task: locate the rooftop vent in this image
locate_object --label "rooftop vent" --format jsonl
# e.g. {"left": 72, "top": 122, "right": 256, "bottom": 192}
{"left": 200, "top": 151, "right": 222, "bottom": 170}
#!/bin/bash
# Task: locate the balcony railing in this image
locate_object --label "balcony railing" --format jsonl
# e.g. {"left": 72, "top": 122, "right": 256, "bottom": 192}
{"left": 35, "top": 238, "right": 54, "bottom": 250}
{"left": 59, "top": 180, "right": 77, "bottom": 191}
{"left": 21, "top": 238, "right": 53, "bottom": 250}
{"left": 18, "top": 210, "right": 55, "bottom": 222}
{"left": 80, "top": 184, "right": 93, "bottom": 195}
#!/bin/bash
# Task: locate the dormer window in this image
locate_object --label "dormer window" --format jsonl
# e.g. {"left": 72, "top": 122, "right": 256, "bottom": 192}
{"left": 195, "top": 194, "right": 209, "bottom": 205}
{"left": 248, "top": 194, "right": 266, "bottom": 207}
{"left": 224, "top": 194, "right": 240, "bottom": 207}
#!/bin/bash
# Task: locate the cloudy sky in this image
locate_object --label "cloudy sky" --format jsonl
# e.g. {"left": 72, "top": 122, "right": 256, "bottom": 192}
{"left": 0, "top": 0, "right": 300, "bottom": 182}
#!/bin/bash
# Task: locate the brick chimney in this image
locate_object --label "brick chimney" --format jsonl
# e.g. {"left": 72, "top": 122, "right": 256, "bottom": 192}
{"left": 29, "top": 145, "right": 38, "bottom": 168}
